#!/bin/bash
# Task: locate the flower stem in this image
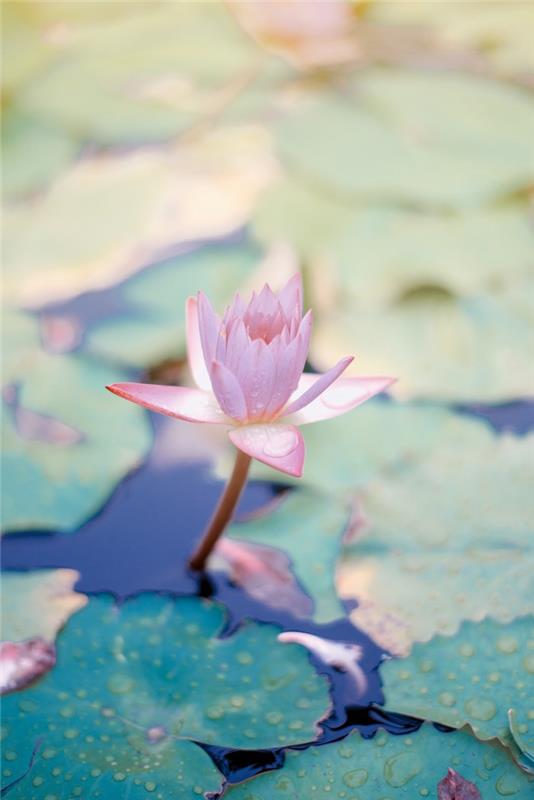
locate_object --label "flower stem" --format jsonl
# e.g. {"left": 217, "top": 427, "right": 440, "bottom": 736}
{"left": 189, "top": 449, "right": 252, "bottom": 572}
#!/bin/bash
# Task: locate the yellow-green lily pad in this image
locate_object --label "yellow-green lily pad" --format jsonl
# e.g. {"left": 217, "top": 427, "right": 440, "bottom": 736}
{"left": 337, "top": 433, "right": 534, "bottom": 655}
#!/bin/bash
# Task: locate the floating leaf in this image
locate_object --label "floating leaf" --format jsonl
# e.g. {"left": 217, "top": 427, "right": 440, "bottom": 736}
{"left": 311, "top": 286, "right": 534, "bottom": 402}
{"left": 225, "top": 723, "right": 532, "bottom": 798}
{"left": 337, "top": 433, "right": 534, "bottom": 655}
{"left": 275, "top": 68, "right": 534, "bottom": 208}
{"left": 1, "top": 595, "right": 330, "bottom": 757}
{"left": 381, "top": 617, "right": 534, "bottom": 764}
{"left": 84, "top": 238, "right": 263, "bottom": 370}
{"left": 16, "top": 2, "right": 263, "bottom": 145}
{"left": 223, "top": 489, "right": 351, "bottom": 623}
{"left": 3, "top": 126, "right": 275, "bottom": 307}
{"left": 0, "top": 570, "right": 86, "bottom": 643}
{"left": 2, "top": 311, "right": 151, "bottom": 532}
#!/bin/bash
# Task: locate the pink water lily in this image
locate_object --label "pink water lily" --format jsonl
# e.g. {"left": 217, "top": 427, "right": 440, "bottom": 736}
{"left": 107, "top": 274, "right": 394, "bottom": 478}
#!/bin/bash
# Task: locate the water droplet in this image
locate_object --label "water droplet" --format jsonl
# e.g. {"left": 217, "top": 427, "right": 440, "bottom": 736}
{"left": 59, "top": 706, "right": 75, "bottom": 719}
{"left": 496, "top": 637, "right": 518, "bottom": 654}
{"left": 523, "top": 654, "right": 534, "bottom": 674}
{"left": 383, "top": 752, "right": 422, "bottom": 787}
{"left": 459, "top": 643, "right": 475, "bottom": 657}
{"left": 464, "top": 697, "right": 496, "bottom": 721}
{"left": 419, "top": 660, "right": 434, "bottom": 673}
{"left": 496, "top": 770, "right": 521, "bottom": 795}
{"left": 438, "top": 692, "right": 456, "bottom": 707}
{"left": 63, "top": 729, "right": 79, "bottom": 739}
{"left": 32, "top": 776, "right": 45, "bottom": 787}
{"left": 144, "top": 782, "right": 157, "bottom": 792}
{"left": 107, "top": 673, "right": 135, "bottom": 694}
{"left": 231, "top": 696, "right": 245, "bottom": 708}
{"left": 4, "top": 752, "right": 17, "bottom": 761}
{"left": 236, "top": 651, "right": 253, "bottom": 665}
{"left": 263, "top": 427, "right": 299, "bottom": 458}
{"left": 205, "top": 706, "right": 224, "bottom": 720}
{"left": 343, "top": 768, "right": 368, "bottom": 787}
{"left": 338, "top": 744, "right": 353, "bottom": 758}
{"left": 265, "top": 711, "right": 283, "bottom": 725}
{"left": 488, "top": 672, "right": 501, "bottom": 683}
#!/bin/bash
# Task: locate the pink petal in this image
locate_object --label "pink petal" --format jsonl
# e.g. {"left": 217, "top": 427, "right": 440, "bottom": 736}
{"left": 224, "top": 318, "right": 250, "bottom": 375}
{"left": 283, "top": 356, "right": 354, "bottom": 416}
{"left": 236, "top": 338, "right": 276, "bottom": 419}
{"left": 284, "top": 375, "right": 396, "bottom": 425}
{"left": 186, "top": 297, "right": 212, "bottom": 391}
{"left": 438, "top": 769, "right": 482, "bottom": 800}
{"left": 197, "top": 291, "right": 222, "bottom": 370}
{"left": 277, "top": 274, "right": 303, "bottom": 324}
{"left": 107, "top": 383, "right": 230, "bottom": 424}
{"left": 229, "top": 424, "right": 305, "bottom": 477}
{"left": 262, "top": 311, "right": 312, "bottom": 418}
{"left": 210, "top": 361, "right": 248, "bottom": 422}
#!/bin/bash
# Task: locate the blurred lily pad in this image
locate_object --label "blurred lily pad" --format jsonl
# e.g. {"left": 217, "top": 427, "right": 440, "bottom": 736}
{"left": 2, "top": 310, "right": 151, "bottom": 532}
{"left": 1, "top": 595, "right": 330, "bottom": 764}
{"left": 225, "top": 723, "right": 532, "bottom": 799}
{"left": 311, "top": 284, "right": 534, "bottom": 402}
{"left": 367, "top": 0, "right": 534, "bottom": 77}
{"left": 337, "top": 433, "right": 534, "bottom": 655}
{"left": 0, "top": 569, "right": 86, "bottom": 642}
{"left": 3, "top": 126, "right": 274, "bottom": 307}
{"left": 1, "top": 109, "right": 79, "bottom": 199}
{"left": 275, "top": 68, "right": 534, "bottom": 208}
{"left": 1, "top": 3, "right": 52, "bottom": 95}
{"left": 222, "top": 489, "right": 350, "bottom": 623}
{"left": 244, "top": 400, "right": 489, "bottom": 495}
{"left": 381, "top": 617, "right": 534, "bottom": 765}
{"left": 85, "top": 237, "right": 263, "bottom": 369}
{"left": 16, "top": 2, "right": 264, "bottom": 145}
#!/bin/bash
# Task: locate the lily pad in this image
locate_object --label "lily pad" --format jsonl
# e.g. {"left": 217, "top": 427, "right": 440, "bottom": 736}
{"left": 16, "top": 2, "right": 263, "bottom": 145}
{"left": 222, "top": 489, "right": 350, "bottom": 623}
{"left": 337, "top": 433, "right": 534, "bottom": 655}
{"left": 0, "top": 570, "right": 86, "bottom": 643}
{"left": 1, "top": 595, "right": 330, "bottom": 760}
{"left": 225, "top": 723, "right": 533, "bottom": 798}
{"left": 311, "top": 286, "right": 534, "bottom": 402}
{"left": 2, "top": 311, "right": 151, "bottom": 532}
{"left": 381, "top": 617, "right": 534, "bottom": 762}
{"left": 241, "top": 400, "right": 490, "bottom": 496}
{"left": 275, "top": 68, "right": 534, "bottom": 208}
{"left": 85, "top": 238, "right": 263, "bottom": 370}
{"left": 3, "top": 126, "right": 274, "bottom": 307}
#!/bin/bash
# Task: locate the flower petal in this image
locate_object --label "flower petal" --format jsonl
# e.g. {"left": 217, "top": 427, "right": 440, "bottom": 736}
{"left": 106, "top": 383, "right": 230, "bottom": 423}
{"left": 284, "top": 375, "right": 396, "bottom": 425}
{"left": 197, "top": 291, "right": 222, "bottom": 370}
{"left": 210, "top": 361, "right": 248, "bottom": 422}
{"left": 283, "top": 356, "right": 354, "bottom": 416}
{"left": 236, "top": 338, "right": 276, "bottom": 419}
{"left": 185, "top": 297, "right": 212, "bottom": 391}
{"left": 229, "top": 424, "right": 305, "bottom": 477}
{"left": 277, "top": 273, "right": 303, "bottom": 324}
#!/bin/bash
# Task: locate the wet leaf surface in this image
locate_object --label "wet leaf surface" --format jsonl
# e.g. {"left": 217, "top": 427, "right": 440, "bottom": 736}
{"left": 225, "top": 723, "right": 532, "bottom": 799}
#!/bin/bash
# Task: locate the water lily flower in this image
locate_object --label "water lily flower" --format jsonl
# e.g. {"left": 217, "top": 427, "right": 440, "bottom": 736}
{"left": 107, "top": 274, "right": 394, "bottom": 570}
{"left": 108, "top": 275, "right": 394, "bottom": 477}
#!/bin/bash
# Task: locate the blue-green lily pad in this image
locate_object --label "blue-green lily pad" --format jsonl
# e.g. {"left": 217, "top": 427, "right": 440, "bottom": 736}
{"left": 1, "top": 596, "right": 331, "bottom": 772}
{"left": 225, "top": 723, "right": 533, "bottom": 799}
{"left": 85, "top": 239, "right": 263, "bottom": 370}
{"left": 2, "top": 310, "right": 151, "bottom": 532}
{"left": 337, "top": 433, "right": 534, "bottom": 655}
{"left": 381, "top": 617, "right": 534, "bottom": 765}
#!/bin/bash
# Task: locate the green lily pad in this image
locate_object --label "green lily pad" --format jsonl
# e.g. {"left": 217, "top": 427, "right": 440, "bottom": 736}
{"left": 1, "top": 595, "right": 330, "bottom": 764}
{"left": 337, "top": 433, "right": 534, "bottom": 655}
{"left": 225, "top": 723, "right": 533, "bottom": 799}
{"left": 0, "top": 570, "right": 87, "bottom": 642}
{"left": 17, "top": 3, "right": 262, "bottom": 145}
{"left": 2, "top": 310, "right": 151, "bottom": 532}
{"left": 85, "top": 239, "right": 263, "bottom": 370}
{"left": 223, "top": 489, "right": 350, "bottom": 623}
{"left": 381, "top": 617, "right": 534, "bottom": 762}
{"left": 1, "top": 109, "right": 79, "bottom": 199}
{"left": 241, "top": 400, "right": 490, "bottom": 496}
{"left": 276, "top": 68, "right": 534, "bottom": 209}
{"left": 311, "top": 286, "right": 534, "bottom": 402}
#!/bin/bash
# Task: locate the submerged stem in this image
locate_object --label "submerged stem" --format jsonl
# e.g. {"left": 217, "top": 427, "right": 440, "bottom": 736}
{"left": 189, "top": 448, "right": 252, "bottom": 572}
